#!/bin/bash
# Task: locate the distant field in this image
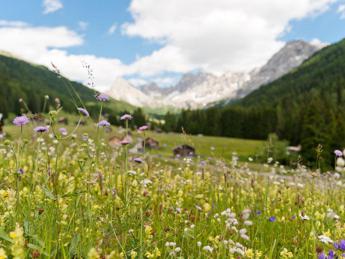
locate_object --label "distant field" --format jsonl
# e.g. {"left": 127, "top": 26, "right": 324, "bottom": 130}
{"left": 3, "top": 122, "right": 267, "bottom": 162}
{"left": 145, "top": 131, "right": 266, "bottom": 161}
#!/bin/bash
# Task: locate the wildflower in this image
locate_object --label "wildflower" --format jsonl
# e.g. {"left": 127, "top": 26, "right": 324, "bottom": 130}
{"left": 145, "top": 225, "right": 153, "bottom": 236}
{"left": 97, "top": 120, "right": 110, "bottom": 127}
{"left": 318, "top": 235, "right": 334, "bottom": 244}
{"left": 203, "top": 203, "right": 211, "bottom": 212}
{"left": 59, "top": 127, "right": 68, "bottom": 136}
{"left": 130, "top": 250, "right": 137, "bottom": 259}
{"left": 34, "top": 126, "right": 49, "bottom": 133}
{"left": 245, "top": 249, "right": 262, "bottom": 258}
{"left": 244, "top": 220, "right": 253, "bottom": 226}
{"left": 335, "top": 150, "right": 343, "bottom": 157}
{"left": 95, "top": 93, "right": 110, "bottom": 101}
{"left": 197, "top": 241, "right": 202, "bottom": 247}
{"left": 133, "top": 157, "right": 144, "bottom": 164}
{"left": 17, "top": 168, "right": 24, "bottom": 175}
{"left": 13, "top": 115, "right": 29, "bottom": 126}
{"left": 202, "top": 246, "right": 213, "bottom": 253}
{"left": 268, "top": 216, "right": 276, "bottom": 222}
{"left": 334, "top": 240, "right": 345, "bottom": 251}
{"left": 300, "top": 214, "right": 310, "bottom": 221}
{"left": 77, "top": 107, "right": 89, "bottom": 117}
{"left": 0, "top": 248, "right": 7, "bottom": 259}
{"left": 10, "top": 224, "right": 25, "bottom": 259}
{"left": 280, "top": 248, "right": 293, "bottom": 258}
{"left": 145, "top": 247, "right": 160, "bottom": 258}
{"left": 120, "top": 114, "right": 133, "bottom": 121}
{"left": 318, "top": 252, "right": 326, "bottom": 259}
{"left": 165, "top": 242, "right": 176, "bottom": 247}
{"left": 87, "top": 248, "right": 100, "bottom": 259}
{"left": 138, "top": 125, "right": 149, "bottom": 131}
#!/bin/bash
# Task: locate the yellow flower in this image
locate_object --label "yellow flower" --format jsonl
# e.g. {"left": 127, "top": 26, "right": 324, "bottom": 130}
{"left": 145, "top": 225, "right": 153, "bottom": 236}
{"left": 280, "top": 248, "right": 293, "bottom": 258}
{"left": 245, "top": 249, "right": 254, "bottom": 258}
{"left": 245, "top": 249, "right": 262, "bottom": 258}
{"left": 87, "top": 248, "right": 100, "bottom": 259}
{"left": 203, "top": 203, "right": 211, "bottom": 212}
{"left": 0, "top": 248, "right": 7, "bottom": 259}
{"left": 10, "top": 224, "right": 25, "bottom": 259}
{"left": 130, "top": 250, "right": 137, "bottom": 259}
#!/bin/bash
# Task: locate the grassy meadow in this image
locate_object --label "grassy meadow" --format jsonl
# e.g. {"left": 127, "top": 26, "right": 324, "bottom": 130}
{"left": 0, "top": 112, "right": 344, "bottom": 259}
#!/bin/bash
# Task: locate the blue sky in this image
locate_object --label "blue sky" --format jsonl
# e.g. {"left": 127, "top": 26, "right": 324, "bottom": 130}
{"left": 0, "top": 0, "right": 344, "bottom": 90}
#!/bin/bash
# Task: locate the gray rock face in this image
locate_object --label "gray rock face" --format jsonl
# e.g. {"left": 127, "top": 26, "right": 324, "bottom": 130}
{"left": 237, "top": 40, "right": 321, "bottom": 98}
{"left": 108, "top": 40, "right": 322, "bottom": 108}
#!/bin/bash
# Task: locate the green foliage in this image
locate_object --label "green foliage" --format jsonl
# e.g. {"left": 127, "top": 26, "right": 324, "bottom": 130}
{"left": 0, "top": 54, "right": 134, "bottom": 118}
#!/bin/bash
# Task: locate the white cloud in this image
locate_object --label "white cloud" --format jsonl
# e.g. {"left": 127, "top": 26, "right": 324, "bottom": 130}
{"left": 310, "top": 38, "right": 329, "bottom": 48}
{"left": 338, "top": 4, "right": 345, "bottom": 18}
{"left": 78, "top": 21, "right": 88, "bottom": 31}
{"left": 108, "top": 23, "right": 117, "bottom": 35}
{"left": 0, "top": 22, "right": 126, "bottom": 91}
{"left": 123, "top": 0, "right": 336, "bottom": 75}
{"left": 43, "top": 0, "right": 63, "bottom": 14}
{"left": 0, "top": 20, "right": 27, "bottom": 27}
{"left": 0, "top": 0, "right": 337, "bottom": 92}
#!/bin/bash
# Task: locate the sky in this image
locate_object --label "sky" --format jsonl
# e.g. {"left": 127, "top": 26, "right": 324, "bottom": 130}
{"left": 0, "top": 0, "right": 345, "bottom": 91}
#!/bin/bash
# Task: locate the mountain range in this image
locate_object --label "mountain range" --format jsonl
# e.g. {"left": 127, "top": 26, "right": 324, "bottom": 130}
{"left": 106, "top": 40, "right": 322, "bottom": 109}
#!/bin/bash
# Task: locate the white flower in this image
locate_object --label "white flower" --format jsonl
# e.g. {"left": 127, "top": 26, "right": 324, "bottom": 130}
{"left": 141, "top": 179, "right": 152, "bottom": 187}
{"left": 244, "top": 220, "right": 253, "bottom": 226}
{"left": 300, "top": 214, "right": 310, "bottom": 221}
{"left": 203, "top": 246, "right": 213, "bottom": 253}
{"left": 318, "top": 235, "right": 333, "bottom": 244}
{"left": 197, "top": 241, "right": 202, "bottom": 247}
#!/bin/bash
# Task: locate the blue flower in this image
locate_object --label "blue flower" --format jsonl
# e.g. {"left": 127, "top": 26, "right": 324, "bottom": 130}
{"left": 97, "top": 120, "right": 110, "bottom": 127}
{"left": 268, "top": 216, "right": 276, "bottom": 222}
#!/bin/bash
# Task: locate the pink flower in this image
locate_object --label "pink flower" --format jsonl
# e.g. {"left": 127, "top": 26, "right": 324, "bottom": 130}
{"left": 120, "top": 114, "right": 133, "bottom": 121}
{"left": 34, "top": 126, "right": 49, "bottom": 133}
{"left": 77, "top": 107, "right": 89, "bottom": 117}
{"left": 138, "top": 125, "right": 149, "bottom": 131}
{"left": 13, "top": 115, "right": 30, "bottom": 126}
{"left": 97, "top": 120, "right": 110, "bottom": 127}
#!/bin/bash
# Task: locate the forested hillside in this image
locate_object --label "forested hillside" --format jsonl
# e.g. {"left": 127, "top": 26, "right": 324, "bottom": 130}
{"left": 0, "top": 54, "right": 133, "bottom": 117}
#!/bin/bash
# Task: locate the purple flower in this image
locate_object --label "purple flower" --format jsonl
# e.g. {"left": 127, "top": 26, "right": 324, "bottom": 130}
{"left": 138, "top": 125, "right": 149, "bottom": 131}
{"left": 97, "top": 120, "right": 110, "bottom": 127}
{"left": 328, "top": 250, "right": 335, "bottom": 259}
{"left": 268, "top": 216, "right": 276, "bottom": 222}
{"left": 133, "top": 157, "right": 144, "bottom": 163}
{"left": 59, "top": 127, "right": 68, "bottom": 136}
{"left": 13, "top": 115, "right": 30, "bottom": 126}
{"left": 335, "top": 150, "right": 343, "bottom": 157}
{"left": 335, "top": 240, "right": 345, "bottom": 251}
{"left": 34, "top": 126, "right": 49, "bottom": 133}
{"left": 318, "top": 252, "right": 326, "bottom": 259}
{"left": 95, "top": 93, "right": 110, "bottom": 102}
{"left": 120, "top": 114, "right": 133, "bottom": 121}
{"left": 256, "top": 210, "right": 262, "bottom": 215}
{"left": 77, "top": 107, "right": 89, "bottom": 117}
{"left": 17, "top": 168, "right": 24, "bottom": 175}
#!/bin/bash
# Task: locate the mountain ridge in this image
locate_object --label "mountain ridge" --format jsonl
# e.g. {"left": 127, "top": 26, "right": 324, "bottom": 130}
{"left": 107, "top": 40, "right": 322, "bottom": 109}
